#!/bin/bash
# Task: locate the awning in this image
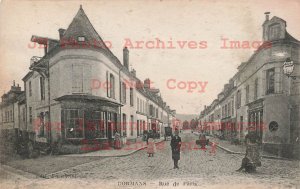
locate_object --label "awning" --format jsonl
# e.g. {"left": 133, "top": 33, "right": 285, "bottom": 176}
{"left": 54, "top": 94, "right": 123, "bottom": 107}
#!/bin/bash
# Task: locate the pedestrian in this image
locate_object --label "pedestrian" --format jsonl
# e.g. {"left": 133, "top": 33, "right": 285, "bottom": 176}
{"left": 236, "top": 127, "right": 261, "bottom": 172}
{"left": 170, "top": 129, "right": 181, "bottom": 169}
{"left": 147, "top": 131, "right": 156, "bottom": 157}
{"left": 209, "top": 141, "right": 217, "bottom": 155}
{"left": 114, "top": 131, "right": 121, "bottom": 149}
{"left": 199, "top": 133, "right": 207, "bottom": 150}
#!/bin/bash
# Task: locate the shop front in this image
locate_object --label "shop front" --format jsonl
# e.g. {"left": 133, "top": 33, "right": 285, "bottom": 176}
{"left": 247, "top": 99, "right": 264, "bottom": 142}
{"left": 55, "top": 95, "right": 122, "bottom": 151}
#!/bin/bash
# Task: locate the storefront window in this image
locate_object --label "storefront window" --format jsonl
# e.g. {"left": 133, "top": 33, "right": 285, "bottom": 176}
{"left": 66, "top": 109, "right": 83, "bottom": 138}
{"left": 91, "top": 111, "right": 106, "bottom": 138}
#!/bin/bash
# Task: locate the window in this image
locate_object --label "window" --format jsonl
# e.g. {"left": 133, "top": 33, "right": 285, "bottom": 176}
{"left": 245, "top": 85, "right": 249, "bottom": 103}
{"left": 122, "top": 114, "right": 127, "bottom": 136}
{"left": 130, "top": 115, "right": 134, "bottom": 136}
{"left": 236, "top": 90, "right": 241, "bottom": 108}
{"left": 22, "top": 107, "right": 26, "bottom": 122}
{"left": 29, "top": 81, "right": 32, "bottom": 97}
{"left": 149, "top": 105, "right": 153, "bottom": 116}
{"left": 110, "top": 74, "right": 115, "bottom": 99}
{"left": 78, "top": 36, "right": 86, "bottom": 42}
{"left": 9, "top": 110, "right": 12, "bottom": 122}
{"left": 72, "top": 64, "right": 83, "bottom": 93}
{"left": 231, "top": 98, "right": 234, "bottom": 115}
{"left": 269, "top": 121, "right": 279, "bottom": 132}
{"left": 38, "top": 112, "right": 45, "bottom": 137}
{"left": 90, "top": 111, "right": 106, "bottom": 138}
{"left": 29, "top": 107, "right": 32, "bottom": 124}
{"left": 254, "top": 78, "right": 258, "bottom": 100}
{"left": 240, "top": 116, "right": 244, "bottom": 137}
{"left": 266, "top": 68, "right": 275, "bottom": 94}
{"left": 268, "top": 24, "right": 281, "bottom": 40}
{"left": 130, "top": 88, "right": 134, "bottom": 106}
{"left": 122, "top": 82, "right": 126, "bottom": 103}
{"left": 65, "top": 109, "right": 83, "bottom": 138}
{"left": 106, "top": 72, "right": 110, "bottom": 97}
{"left": 40, "top": 77, "right": 45, "bottom": 100}
{"left": 137, "top": 120, "right": 140, "bottom": 136}
{"left": 228, "top": 102, "right": 231, "bottom": 116}
{"left": 4, "top": 111, "right": 7, "bottom": 123}
{"left": 222, "top": 106, "right": 224, "bottom": 118}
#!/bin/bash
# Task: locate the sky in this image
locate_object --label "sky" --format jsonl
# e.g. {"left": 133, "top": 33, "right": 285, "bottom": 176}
{"left": 0, "top": 0, "right": 299, "bottom": 114}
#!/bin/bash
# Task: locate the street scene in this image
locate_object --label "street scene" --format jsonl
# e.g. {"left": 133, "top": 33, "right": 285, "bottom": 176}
{"left": 0, "top": 0, "right": 300, "bottom": 188}
{"left": 1, "top": 131, "right": 299, "bottom": 188}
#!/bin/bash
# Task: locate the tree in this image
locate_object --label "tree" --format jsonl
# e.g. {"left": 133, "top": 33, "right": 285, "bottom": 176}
{"left": 182, "top": 120, "right": 190, "bottom": 130}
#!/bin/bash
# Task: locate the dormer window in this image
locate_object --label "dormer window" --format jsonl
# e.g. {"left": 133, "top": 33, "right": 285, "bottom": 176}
{"left": 78, "top": 36, "right": 86, "bottom": 42}
{"left": 268, "top": 24, "right": 281, "bottom": 40}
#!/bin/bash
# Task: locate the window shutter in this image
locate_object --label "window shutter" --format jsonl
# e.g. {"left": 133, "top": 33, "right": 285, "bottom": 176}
{"left": 72, "top": 64, "right": 83, "bottom": 93}
{"left": 83, "top": 65, "right": 92, "bottom": 94}
{"left": 106, "top": 71, "right": 110, "bottom": 97}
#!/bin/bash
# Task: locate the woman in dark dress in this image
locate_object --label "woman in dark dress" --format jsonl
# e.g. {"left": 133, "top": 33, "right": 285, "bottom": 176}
{"left": 236, "top": 128, "right": 261, "bottom": 172}
{"left": 170, "top": 129, "right": 181, "bottom": 169}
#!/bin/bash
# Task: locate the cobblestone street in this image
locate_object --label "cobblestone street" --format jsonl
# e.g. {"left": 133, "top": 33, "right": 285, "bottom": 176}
{"left": 39, "top": 132, "right": 299, "bottom": 188}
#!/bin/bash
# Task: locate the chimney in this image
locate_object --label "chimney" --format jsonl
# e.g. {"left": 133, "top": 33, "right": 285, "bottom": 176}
{"left": 265, "top": 12, "right": 270, "bottom": 21}
{"left": 11, "top": 81, "right": 21, "bottom": 92}
{"left": 144, "top": 78, "right": 151, "bottom": 89}
{"left": 123, "top": 47, "right": 129, "bottom": 70}
{"left": 58, "top": 28, "right": 66, "bottom": 40}
{"left": 130, "top": 69, "right": 136, "bottom": 77}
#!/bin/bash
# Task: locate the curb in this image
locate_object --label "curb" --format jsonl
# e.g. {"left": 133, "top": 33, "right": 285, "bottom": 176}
{"left": 216, "top": 144, "right": 291, "bottom": 160}
{"left": 0, "top": 164, "right": 39, "bottom": 179}
{"left": 44, "top": 139, "right": 166, "bottom": 178}
{"left": 63, "top": 139, "right": 165, "bottom": 158}
{"left": 99, "top": 139, "right": 165, "bottom": 158}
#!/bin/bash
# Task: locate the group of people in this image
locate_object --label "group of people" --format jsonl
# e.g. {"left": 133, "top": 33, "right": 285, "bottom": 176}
{"left": 117, "top": 126, "right": 261, "bottom": 172}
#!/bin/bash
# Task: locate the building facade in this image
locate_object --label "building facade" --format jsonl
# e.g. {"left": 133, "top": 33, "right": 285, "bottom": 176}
{"left": 0, "top": 82, "right": 26, "bottom": 154}
{"left": 1, "top": 6, "right": 175, "bottom": 153}
{"left": 199, "top": 13, "right": 300, "bottom": 158}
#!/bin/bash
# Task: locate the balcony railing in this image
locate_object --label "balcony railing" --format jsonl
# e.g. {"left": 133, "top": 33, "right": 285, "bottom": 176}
{"left": 30, "top": 56, "right": 42, "bottom": 67}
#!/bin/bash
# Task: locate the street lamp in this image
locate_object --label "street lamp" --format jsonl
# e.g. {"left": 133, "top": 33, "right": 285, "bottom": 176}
{"left": 283, "top": 58, "right": 297, "bottom": 80}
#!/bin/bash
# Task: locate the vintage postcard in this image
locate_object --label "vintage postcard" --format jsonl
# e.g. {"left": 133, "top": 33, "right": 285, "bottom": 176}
{"left": 0, "top": 0, "right": 299, "bottom": 188}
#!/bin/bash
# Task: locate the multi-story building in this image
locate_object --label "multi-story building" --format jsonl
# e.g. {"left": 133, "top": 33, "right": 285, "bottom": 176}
{"left": 1, "top": 6, "right": 175, "bottom": 153}
{"left": 199, "top": 13, "right": 300, "bottom": 158}
{"left": 0, "top": 82, "right": 26, "bottom": 154}
{"left": 0, "top": 82, "right": 26, "bottom": 132}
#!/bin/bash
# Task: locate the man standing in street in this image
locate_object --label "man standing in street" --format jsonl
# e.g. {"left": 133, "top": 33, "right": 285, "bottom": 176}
{"left": 171, "top": 129, "right": 182, "bottom": 169}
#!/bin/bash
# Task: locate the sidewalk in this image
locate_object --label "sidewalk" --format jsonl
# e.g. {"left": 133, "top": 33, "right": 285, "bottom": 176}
{"left": 64, "top": 138, "right": 165, "bottom": 157}
{"left": 193, "top": 133, "right": 288, "bottom": 160}
{"left": 210, "top": 137, "right": 289, "bottom": 160}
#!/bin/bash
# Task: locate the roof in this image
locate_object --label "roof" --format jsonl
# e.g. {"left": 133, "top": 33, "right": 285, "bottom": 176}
{"left": 62, "top": 6, "right": 107, "bottom": 49}
{"left": 22, "top": 71, "right": 34, "bottom": 81}
{"left": 27, "top": 6, "right": 174, "bottom": 114}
